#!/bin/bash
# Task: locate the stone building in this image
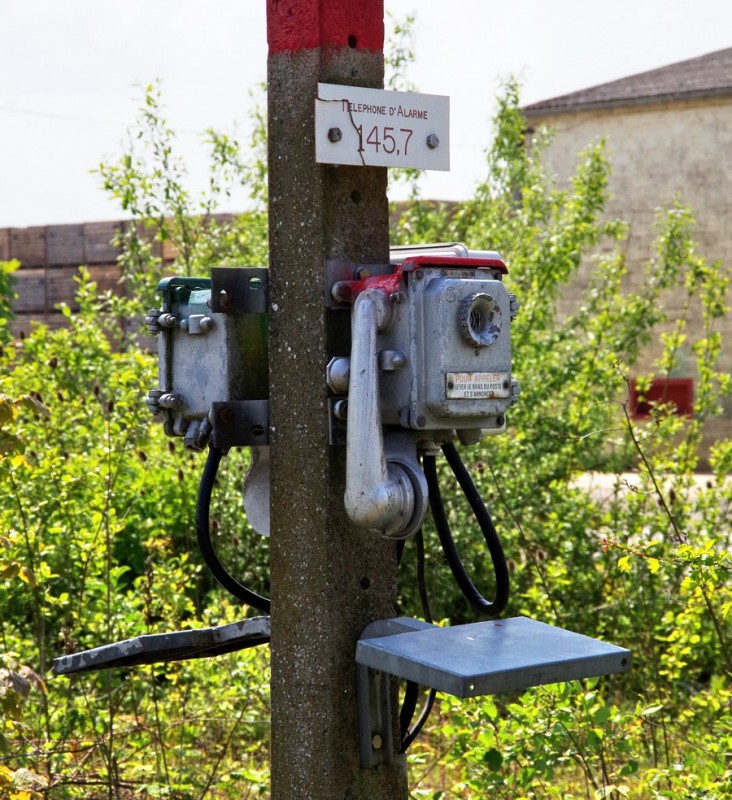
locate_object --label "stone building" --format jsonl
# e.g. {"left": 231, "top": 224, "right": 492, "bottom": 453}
{"left": 523, "top": 47, "right": 732, "bottom": 452}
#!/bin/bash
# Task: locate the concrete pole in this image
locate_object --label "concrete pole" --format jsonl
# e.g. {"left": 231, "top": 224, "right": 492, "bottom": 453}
{"left": 266, "top": 2, "right": 408, "bottom": 799}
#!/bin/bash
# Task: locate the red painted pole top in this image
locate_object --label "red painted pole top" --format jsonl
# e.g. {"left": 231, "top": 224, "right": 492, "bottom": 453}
{"left": 267, "top": 0, "right": 384, "bottom": 55}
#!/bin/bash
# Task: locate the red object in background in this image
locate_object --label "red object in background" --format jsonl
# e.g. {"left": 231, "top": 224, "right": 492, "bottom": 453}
{"left": 629, "top": 378, "right": 694, "bottom": 418}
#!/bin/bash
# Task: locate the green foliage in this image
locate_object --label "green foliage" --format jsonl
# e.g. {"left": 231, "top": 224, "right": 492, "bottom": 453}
{"left": 0, "top": 260, "right": 19, "bottom": 346}
{"left": 0, "top": 274, "right": 270, "bottom": 798}
{"left": 1, "top": 35, "right": 731, "bottom": 800}
{"left": 393, "top": 80, "right": 732, "bottom": 800}
{"left": 97, "top": 81, "right": 269, "bottom": 310}
{"left": 385, "top": 11, "right": 417, "bottom": 93}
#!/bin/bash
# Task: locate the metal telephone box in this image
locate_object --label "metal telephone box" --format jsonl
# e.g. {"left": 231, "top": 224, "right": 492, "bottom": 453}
{"left": 143, "top": 243, "right": 521, "bottom": 542}
{"left": 327, "top": 242, "right": 519, "bottom": 539}
{"left": 144, "top": 269, "right": 270, "bottom": 453}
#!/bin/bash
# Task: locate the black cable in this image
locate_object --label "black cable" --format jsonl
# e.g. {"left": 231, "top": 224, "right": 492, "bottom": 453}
{"left": 196, "top": 446, "right": 270, "bottom": 613}
{"left": 399, "top": 681, "right": 420, "bottom": 742}
{"left": 400, "top": 688, "right": 436, "bottom": 753}
{"left": 423, "top": 444, "right": 509, "bottom": 617}
{"left": 399, "top": 528, "right": 438, "bottom": 753}
{"left": 396, "top": 538, "right": 406, "bottom": 566}
{"left": 415, "top": 527, "right": 432, "bottom": 625}
{"left": 400, "top": 444, "right": 510, "bottom": 751}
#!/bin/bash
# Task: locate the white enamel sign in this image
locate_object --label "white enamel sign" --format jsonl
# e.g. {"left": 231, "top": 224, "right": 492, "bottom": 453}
{"left": 315, "top": 83, "right": 450, "bottom": 171}
{"left": 446, "top": 372, "right": 511, "bottom": 400}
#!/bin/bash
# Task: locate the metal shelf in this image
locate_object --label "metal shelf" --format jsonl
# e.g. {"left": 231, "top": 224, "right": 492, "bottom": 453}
{"left": 357, "top": 616, "right": 631, "bottom": 698}
{"left": 53, "top": 617, "right": 271, "bottom": 675}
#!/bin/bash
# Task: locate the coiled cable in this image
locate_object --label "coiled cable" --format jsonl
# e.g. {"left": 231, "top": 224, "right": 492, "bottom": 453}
{"left": 424, "top": 442, "right": 509, "bottom": 617}
{"left": 196, "top": 446, "right": 271, "bottom": 613}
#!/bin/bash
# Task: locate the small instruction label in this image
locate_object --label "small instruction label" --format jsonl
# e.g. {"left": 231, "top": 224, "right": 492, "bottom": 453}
{"left": 446, "top": 372, "right": 510, "bottom": 400}
{"left": 442, "top": 269, "right": 475, "bottom": 279}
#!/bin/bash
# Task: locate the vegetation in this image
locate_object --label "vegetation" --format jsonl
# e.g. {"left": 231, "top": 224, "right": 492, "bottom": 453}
{"left": 395, "top": 81, "right": 732, "bottom": 800}
{"left": 1, "top": 31, "right": 731, "bottom": 800}
{"left": 0, "top": 260, "right": 18, "bottom": 346}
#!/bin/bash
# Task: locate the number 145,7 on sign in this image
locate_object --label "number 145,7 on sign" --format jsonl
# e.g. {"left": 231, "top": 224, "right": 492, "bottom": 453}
{"left": 357, "top": 125, "right": 413, "bottom": 156}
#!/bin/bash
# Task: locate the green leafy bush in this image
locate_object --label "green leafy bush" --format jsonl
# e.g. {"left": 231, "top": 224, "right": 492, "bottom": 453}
{"left": 0, "top": 276, "right": 270, "bottom": 798}
{"left": 0, "top": 259, "right": 18, "bottom": 346}
{"left": 393, "top": 80, "right": 732, "bottom": 800}
{"left": 0, "top": 64, "right": 730, "bottom": 800}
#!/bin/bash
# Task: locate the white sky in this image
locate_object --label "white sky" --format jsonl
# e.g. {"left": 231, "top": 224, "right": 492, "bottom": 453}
{"left": 1, "top": 0, "right": 731, "bottom": 228}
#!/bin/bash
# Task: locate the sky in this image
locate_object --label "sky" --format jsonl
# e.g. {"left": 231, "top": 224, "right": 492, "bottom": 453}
{"left": 1, "top": 0, "right": 732, "bottom": 228}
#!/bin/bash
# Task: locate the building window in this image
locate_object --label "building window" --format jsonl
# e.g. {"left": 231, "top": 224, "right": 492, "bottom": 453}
{"left": 629, "top": 378, "right": 694, "bottom": 419}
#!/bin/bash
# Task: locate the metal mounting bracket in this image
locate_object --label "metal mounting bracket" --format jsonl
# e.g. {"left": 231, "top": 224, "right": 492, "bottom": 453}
{"left": 324, "top": 259, "right": 389, "bottom": 308}
{"left": 356, "top": 615, "right": 631, "bottom": 768}
{"left": 211, "top": 267, "right": 269, "bottom": 314}
{"left": 53, "top": 617, "right": 271, "bottom": 675}
{"left": 357, "top": 665, "right": 394, "bottom": 769}
{"left": 212, "top": 400, "right": 270, "bottom": 448}
{"left": 357, "top": 618, "right": 431, "bottom": 768}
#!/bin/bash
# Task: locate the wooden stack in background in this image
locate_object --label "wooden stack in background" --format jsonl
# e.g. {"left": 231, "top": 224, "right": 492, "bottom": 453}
{"left": 0, "top": 221, "right": 171, "bottom": 336}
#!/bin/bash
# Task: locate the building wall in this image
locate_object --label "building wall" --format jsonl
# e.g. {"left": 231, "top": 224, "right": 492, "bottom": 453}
{"left": 0, "top": 219, "right": 216, "bottom": 336}
{"left": 526, "top": 97, "right": 732, "bottom": 456}
{"left": 1, "top": 221, "right": 129, "bottom": 336}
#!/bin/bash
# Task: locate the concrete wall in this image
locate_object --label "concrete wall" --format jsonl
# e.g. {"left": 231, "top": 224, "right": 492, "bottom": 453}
{"left": 526, "top": 97, "right": 732, "bottom": 456}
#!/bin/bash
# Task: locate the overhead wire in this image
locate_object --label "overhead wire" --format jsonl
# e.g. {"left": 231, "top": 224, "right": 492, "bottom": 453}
{"left": 0, "top": 104, "right": 201, "bottom": 135}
